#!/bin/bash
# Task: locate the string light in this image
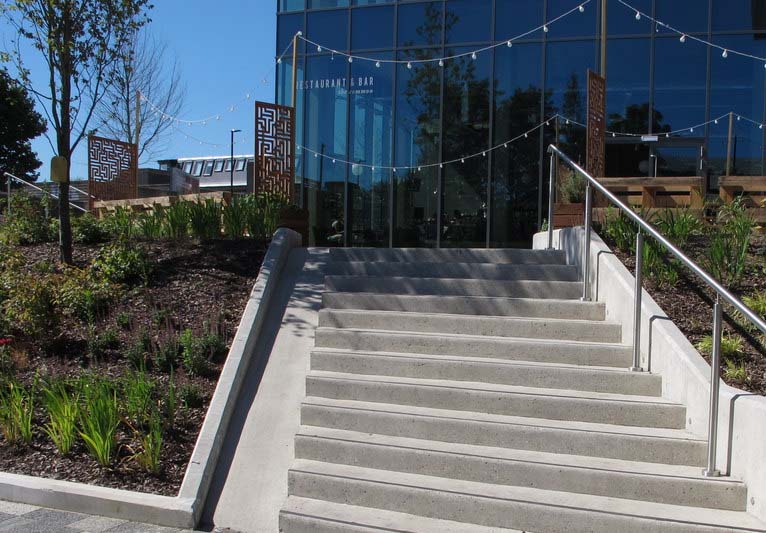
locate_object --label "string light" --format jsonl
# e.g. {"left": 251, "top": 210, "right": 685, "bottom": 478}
{"left": 375, "top": 61, "right": 381, "bottom": 68}
{"left": 297, "top": 0, "right": 592, "bottom": 68}
{"left": 621, "top": 0, "right": 766, "bottom": 65}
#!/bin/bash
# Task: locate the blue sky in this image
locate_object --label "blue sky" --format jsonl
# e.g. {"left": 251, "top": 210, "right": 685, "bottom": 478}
{"left": 4, "top": 0, "right": 278, "bottom": 181}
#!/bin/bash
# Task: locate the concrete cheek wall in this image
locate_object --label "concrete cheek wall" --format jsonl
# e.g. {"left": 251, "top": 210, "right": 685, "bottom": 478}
{"left": 534, "top": 228, "right": 766, "bottom": 523}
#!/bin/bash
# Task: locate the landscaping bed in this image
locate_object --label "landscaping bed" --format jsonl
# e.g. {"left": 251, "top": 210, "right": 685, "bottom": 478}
{"left": 0, "top": 194, "right": 279, "bottom": 496}
{"left": 598, "top": 204, "right": 766, "bottom": 395}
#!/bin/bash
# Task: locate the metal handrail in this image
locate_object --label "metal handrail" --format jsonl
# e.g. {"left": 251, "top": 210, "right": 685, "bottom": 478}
{"left": 546, "top": 143, "right": 766, "bottom": 478}
{"left": 4, "top": 172, "right": 88, "bottom": 213}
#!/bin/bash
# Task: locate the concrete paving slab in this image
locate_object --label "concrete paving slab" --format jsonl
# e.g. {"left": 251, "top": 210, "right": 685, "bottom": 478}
{"left": 0, "top": 500, "right": 38, "bottom": 516}
{"left": 63, "top": 515, "right": 126, "bottom": 532}
{"left": 0, "top": 516, "right": 37, "bottom": 533}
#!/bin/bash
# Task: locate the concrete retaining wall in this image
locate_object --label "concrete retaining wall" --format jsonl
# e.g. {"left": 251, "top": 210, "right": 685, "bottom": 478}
{"left": 0, "top": 228, "right": 303, "bottom": 528}
{"left": 534, "top": 227, "right": 766, "bottom": 522}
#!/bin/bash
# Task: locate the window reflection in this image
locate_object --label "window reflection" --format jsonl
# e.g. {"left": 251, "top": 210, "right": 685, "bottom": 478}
{"left": 495, "top": 0, "right": 543, "bottom": 40}
{"left": 394, "top": 50, "right": 441, "bottom": 247}
{"left": 653, "top": 36, "right": 707, "bottom": 132}
{"left": 493, "top": 42, "right": 545, "bottom": 247}
{"left": 352, "top": 6, "right": 393, "bottom": 50}
{"left": 304, "top": 54, "right": 349, "bottom": 246}
{"left": 445, "top": 0, "right": 492, "bottom": 45}
{"left": 398, "top": 2, "right": 443, "bottom": 48}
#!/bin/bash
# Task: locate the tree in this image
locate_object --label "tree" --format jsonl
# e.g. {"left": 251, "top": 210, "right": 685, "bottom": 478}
{"left": 0, "top": 68, "right": 46, "bottom": 182}
{"left": 3, "top": 0, "right": 152, "bottom": 264}
{"left": 96, "top": 29, "right": 185, "bottom": 163}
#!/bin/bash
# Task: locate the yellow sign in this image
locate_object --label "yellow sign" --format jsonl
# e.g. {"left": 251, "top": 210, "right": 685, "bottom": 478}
{"left": 50, "top": 156, "right": 68, "bottom": 183}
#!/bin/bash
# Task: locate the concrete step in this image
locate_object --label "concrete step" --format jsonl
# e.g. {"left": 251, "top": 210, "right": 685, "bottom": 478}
{"left": 305, "top": 372, "right": 686, "bottom": 429}
{"left": 328, "top": 247, "right": 568, "bottom": 265}
{"left": 301, "top": 397, "right": 707, "bottom": 466}
{"left": 314, "top": 328, "right": 633, "bottom": 368}
{"left": 280, "top": 496, "right": 523, "bottom": 532}
{"left": 318, "top": 309, "right": 622, "bottom": 343}
{"left": 287, "top": 461, "right": 766, "bottom": 532}
{"left": 322, "top": 292, "right": 607, "bottom": 320}
{"left": 294, "top": 427, "right": 746, "bottom": 511}
{"left": 325, "top": 276, "right": 582, "bottom": 299}
{"left": 310, "top": 349, "right": 662, "bottom": 396}
{"left": 325, "top": 261, "right": 580, "bottom": 281}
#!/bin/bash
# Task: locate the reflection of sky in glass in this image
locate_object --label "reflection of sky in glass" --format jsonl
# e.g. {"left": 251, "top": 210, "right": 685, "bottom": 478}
{"left": 352, "top": 6, "right": 394, "bottom": 50}
{"left": 495, "top": 0, "right": 542, "bottom": 41}
{"left": 546, "top": 40, "right": 596, "bottom": 115}
{"left": 308, "top": 9, "right": 348, "bottom": 51}
{"left": 656, "top": 0, "right": 709, "bottom": 34}
{"left": 606, "top": 39, "right": 650, "bottom": 125}
{"left": 607, "top": 0, "right": 651, "bottom": 36}
{"left": 653, "top": 36, "right": 707, "bottom": 131}
{"left": 445, "top": 0, "right": 492, "bottom": 44}
{"left": 547, "top": 0, "right": 598, "bottom": 39}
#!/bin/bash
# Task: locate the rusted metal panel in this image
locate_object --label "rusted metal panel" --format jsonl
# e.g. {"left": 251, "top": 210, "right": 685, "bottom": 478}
{"left": 88, "top": 135, "right": 138, "bottom": 210}
{"left": 254, "top": 101, "right": 295, "bottom": 201}
{"left": 586, "top": 70, "right": 606, "bottom": 179}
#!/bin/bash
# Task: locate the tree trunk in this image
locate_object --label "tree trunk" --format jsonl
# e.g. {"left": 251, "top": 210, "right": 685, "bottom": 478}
{"left": 58, "top": 4, "right": 73, "bottom": 265}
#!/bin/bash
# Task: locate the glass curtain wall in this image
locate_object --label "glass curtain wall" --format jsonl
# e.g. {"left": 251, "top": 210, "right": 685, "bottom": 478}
{"left": 278, "top": 0, "right": 766, "bottom": 248}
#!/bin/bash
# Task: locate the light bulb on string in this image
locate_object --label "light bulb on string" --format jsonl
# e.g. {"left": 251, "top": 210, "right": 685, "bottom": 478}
{"left": 543, "top": 25, "right": 549, "bottom": 32}
{"left": 407, "top": 62, "right": 412, "bottom": 69}
{"left": 317, "top": 45, "right": 322, "bottom": 52}
{"left": 461, "top": 158, "right": 465, "bottom": 163}
{"left": 737, "top": 115, "right": 741, "bottom": 121}
{"left": 482, "top": 152, "right": 486, "bottom": 157}
{"left": 438, "top": 59, "right": 444, "bottom": 67}
{"left": 714, "top": 119, "right": 718, "bottom": 124}
{"left": 524, "top": 133, "right": 528, "bottom": 138}
{"left": 375, "top": 61, "right": 381, "bottom": 68}
{"left": 579, "top": 4, "right": 585, "bottom": 12}
{"left": 277, "top": 58, "right": 282, "bottom": 64}
{"left": 507, "top": 40, "right": 513, "bottom": 47}
{"left": 690, "top": 128, "right": 694, "bottom": 133}
{"left": 635, "top": 10, "right": 641, "bottom": 20}
{"left": 471, "top": 52, "right": 477, "bottom": 60}
{"left": 348, "top": 56, "right": 353, "bottom": 63}
{"left": 680, "top": 34, "right": 686, "bottom": 43}
{"left": 722, "top": 49, "right": 728, "bottom": 58}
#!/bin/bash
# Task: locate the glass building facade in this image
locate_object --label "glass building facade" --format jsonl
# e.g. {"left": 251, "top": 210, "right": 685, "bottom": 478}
{"left": 276, "top": 0, "right": 766, "bottom": 247}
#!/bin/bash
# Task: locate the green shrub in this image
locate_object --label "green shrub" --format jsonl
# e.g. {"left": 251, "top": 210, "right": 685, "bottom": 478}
{"left": 122, "top": 371, "right": 155, "bottom": 427}
{"left": 72, "top": 213, "right": 109, "bottom": 244}
{"left": 558, "top": 168, "right": 586, "bottom": 204}
{"left": 705, "top": 198, "right": 754, "bottom": 287}
{"left": 244, "top": 193, "right": 290, "bottom": 239}
{"left": 696, "top": 333, "right": 744, "bottom": 359}
{"left": 179, "top": 383, "right": 204, "bottom": 408}
{"left": 79, "top": 378, "right": 119, "bottom": 467}
{"left": 153, "top": 333, "right": 178, "bottom": 373}
{"left": 724, "top": 359, "right": 748, "bottom": 383}
{"left": 163, "top": 202, "right": 189, "bottom": 240}
{"left": 85, "top": 327, "right": 120, "bottom": 363}
{"left": 116, "top": 312, "right": 132, "bottom": 330}
{"left": 0, "top": 380, "right": 35, "bottom": 445}
{"left": 188, "top": 200, "right": 222, "bottom": 240}
{"left": 603, "top": 207, "right": 638, "bottom": 253}
{"left": 134, "top": 412, "right": 163, "bottom": 474}
{"left": 0, "top": 192, "right": 53, "bottom": 245}
{"left": 92, "top": 243, "right": 153, "bottom": 285}
{"left": 743, "top": 292, "right": 766, "bottom": 320}
{"left": 163, "top": 373, "right": 177, "bottom": 428}
{"left": 137, "top": 208, "right": 165, "bottom": 239}
{"left": 124, "top": 341, "right": 149, "bottom": 371}
{"left": 200, "top": 331, "right": 228, "bottom": 363}
{"left": 179, "top": 328, "right": 209, "bottom": 377}
{"left": 0, "top": 344, "right": 14, "bottom": 376}
{"left": 654, "top": 208, "right": 702, "bottom": 248}
{"left": 103, "top": 207, "right": 135, "bottom": 241}
{"left": 223, "top": 197, "right": 248, "bottom": 239}
{"left": 1, "top": 271, "right": 57, "bottom": 338}
{"left": 42, "top": 380, "right": 80, "bottom": 455}
{"left": 55, "top": 267, "right": 116, "bottom": 321}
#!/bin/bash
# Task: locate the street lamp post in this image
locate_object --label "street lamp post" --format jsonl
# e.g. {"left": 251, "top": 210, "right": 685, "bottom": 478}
{"left": 230, "top": 128, "right": 241, "bottom": 197}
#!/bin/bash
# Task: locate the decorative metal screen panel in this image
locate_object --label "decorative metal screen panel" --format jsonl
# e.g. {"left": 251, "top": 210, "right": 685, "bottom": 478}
{"left": 255, "top": 101, "right": 295, "bottom": 201}
{"left": 586, "top": 70, "right": 606, "bottom": 179}
{"left": 88, "top": 135, "right": 138, "bottom": 209}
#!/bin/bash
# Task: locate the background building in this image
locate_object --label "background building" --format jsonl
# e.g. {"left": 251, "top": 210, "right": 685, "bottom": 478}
{"left": 276, "top": 0, "right": 766, "bottom": 247}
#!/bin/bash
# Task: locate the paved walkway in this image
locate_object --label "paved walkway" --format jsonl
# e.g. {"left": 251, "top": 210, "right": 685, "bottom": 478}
{"left": 0, "top": 500, "right": 202, "bottom": 533}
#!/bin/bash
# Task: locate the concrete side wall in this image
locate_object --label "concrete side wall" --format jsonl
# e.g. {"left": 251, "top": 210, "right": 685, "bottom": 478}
{"left": 180, "top": 228, "right": 302, "bottom": 524}
{"left": 534, "top": 228, "right": 766, "bottom": 522}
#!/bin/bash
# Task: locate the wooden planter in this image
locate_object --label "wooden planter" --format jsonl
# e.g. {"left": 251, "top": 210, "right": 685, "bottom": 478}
{"left": 553, "top": 202, "right": 584, "bottom": 229}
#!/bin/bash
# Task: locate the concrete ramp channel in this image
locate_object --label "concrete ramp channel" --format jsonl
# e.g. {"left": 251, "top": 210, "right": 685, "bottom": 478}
{"left": 202, "top": 238, "right": 766, "bottom": 532}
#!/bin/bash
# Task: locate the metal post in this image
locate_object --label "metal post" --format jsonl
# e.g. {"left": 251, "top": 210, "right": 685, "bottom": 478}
{"left": 291, "top": 32, "right": 300, "bottom": 108}
{"left": 547, "top": 152, "right": 555, "bottom": 249}
{"left": 581, "top": 181, "right": 593, "bottom": 301}
{"left": 6, "top": 175, "right": 10, "bottom": 216}
{"left": 703, "top": 299, "right": 723, "bottom": 477}
{"left": 725, "top": 112, "right": 734, "bottom": 177}
{"left": 600, "top": 0, "right": 607, "bottom": 78}
{"left": 631, "top": 229, "right": 644, "bottom": 372}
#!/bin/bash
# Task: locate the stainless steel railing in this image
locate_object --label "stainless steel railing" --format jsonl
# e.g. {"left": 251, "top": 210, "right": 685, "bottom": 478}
{"left": 546, "top": 144, "right": 766, "bottom": 478}
{"left": 3, "top": 172, "right": 88, "bottom": 214}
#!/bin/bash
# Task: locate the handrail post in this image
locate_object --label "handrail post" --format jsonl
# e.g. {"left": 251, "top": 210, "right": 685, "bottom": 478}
{"left": 6, "top": 175, "right": 10, "bottom": 216}
{"left": 703, "top": 299, "right": 723, "bottom": 477}
{"left": 547, "top": 152, "right": 555, "bottom": 250}
{"left": 581, "top": 180, "right": 592, "bottom": 301}
{"left": 630, "top": 229, "right": 644, "bottom": 372}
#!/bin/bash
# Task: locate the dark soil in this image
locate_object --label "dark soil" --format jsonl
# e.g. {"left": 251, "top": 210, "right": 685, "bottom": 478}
{"left": 0, "top": 238, "right": 267, "bottom": 495}
{"left": 604, "top": 232, "right": 766, "bottom": 395}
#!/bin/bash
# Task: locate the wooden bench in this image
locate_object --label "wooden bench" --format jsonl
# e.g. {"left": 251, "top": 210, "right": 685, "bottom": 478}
{"left": 595, "top": 176, "right": 704, "bottom": 209}
{"left": 93, "top": 191, "right": 231, "bottom": 218}
{"left": 719, "top": 176, "right": 766, "bottom": 224}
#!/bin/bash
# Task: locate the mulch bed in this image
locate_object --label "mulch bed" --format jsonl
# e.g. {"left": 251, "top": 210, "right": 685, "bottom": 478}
{"left": 0, "top": 239, "right": 267, "bottom": 496}
{"left": 605, "top": 232, "right": 766, "bottom": 395}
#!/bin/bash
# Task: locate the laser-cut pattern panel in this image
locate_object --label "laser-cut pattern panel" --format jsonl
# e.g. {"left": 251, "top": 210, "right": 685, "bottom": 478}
{"left": 88, "top": 136, "right": 137, "bottom": 209}
{"left": 255, "top": 102, "right": 295, "bottom": 200}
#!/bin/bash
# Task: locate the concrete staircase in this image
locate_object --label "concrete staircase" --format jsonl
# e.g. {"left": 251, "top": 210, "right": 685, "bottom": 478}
{"left": 279, "top": 248, "right": 765, "bottom": 532}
